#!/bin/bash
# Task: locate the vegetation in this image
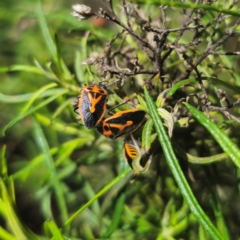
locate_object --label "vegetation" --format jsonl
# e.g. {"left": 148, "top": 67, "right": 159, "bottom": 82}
{"left": 1, "top": 0, "right": 240, "bottom": 239}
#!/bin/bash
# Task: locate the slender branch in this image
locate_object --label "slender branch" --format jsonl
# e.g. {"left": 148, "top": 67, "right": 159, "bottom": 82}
{"left": 121, "top": 0, "right": 132, "bottom": 29}
{"left": 173, "top": 18, "right": 240, "bottom": 83}
{"left": 209, "top": 51, "right": 240, "bottom": 55}
{"left": 160, "top": 5, "right": 167, "bottom": 30}
{"left": 209, "top": 99, "right": 240, "bottom": 111}
{"left": 97, "top": 9, "right": 155, "bottom": 52}
{"left": 145, "top": 25, "right": 200, "bottom": 34}
{"left": 208, "top": 107, "right": 240, "bottom": 125}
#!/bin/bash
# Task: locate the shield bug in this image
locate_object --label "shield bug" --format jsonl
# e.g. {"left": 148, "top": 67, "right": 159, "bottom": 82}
{"left": 96, "top": 109, "right": 145, "bottom": 140}
{"left": 123, "top": 142, "right": 138, "bottom": 169}
{"left": 73, "top": 84, "right": 108, "bottom": 129}
{"left": 123, "top": 140, "right": 152, "bottom": 174}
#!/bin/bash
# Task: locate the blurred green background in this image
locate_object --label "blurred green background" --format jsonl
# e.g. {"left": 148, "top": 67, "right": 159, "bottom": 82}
{"left": 1, "top": 0, "right": 240, "bottom": 239}
{"left": 0, "top": 1, "right": 141, "bottom": 239}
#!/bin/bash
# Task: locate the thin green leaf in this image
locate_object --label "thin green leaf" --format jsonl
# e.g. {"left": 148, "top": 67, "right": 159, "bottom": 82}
{"left": 186, "top": 152, "right": 227, "bottom": 164}
{"left": 173, "top": 141, "right": 228, "bottom": 164}
{"left": 12, "top": 148, "right": 57, "bottom": 181}
{"left": 142, "top": 119, "right": 153, "bottom": 151}
{"left": 158, "top": 108, "right": 174, "bottom": 137}
{"left": 74, "top": 32, "right": 90, "bottom": 85}
{"left": 44, "top": 219, "right": 64, "bottom": 240}
{"left": 35, "top": 0, "right": 56, "bottom": 57}
{"left": 2, "top": 89, "right": 69, "bottom": 135}
{"left": 0, "top": 88, "right": 66, "bottom": 103}
{"left": 208, "top": 169, "right": 230, "bottom": 240}
{"left": 34, "top": 59, "right": 58, "bottom": 81}
{"left": 55, "top": 33, "right": 63, "bottom": 77}
{"left": 51, "top": 98, "right": 73, "bottom": 120}
{"left": 199, "top": 225, "right": 207, "bottom": 240}
{"left": 11, "top": 139, "right": 85, "bottom": 181}
{"left": 54, "top": 33, "right": 72, "bottom": 81}
{"left": 7, "top": 177, "right": 16, "bottom": 203}
{"left": 62, "top": 168, "right": 131, "bottom": 229}
{"left": 74, "top": 51, "right": 85, "bottom": 85}
{"left": 0, "top": 178, "right": 39, "bottom": 240}
{"left": 35, "top": 113, "right": 93, "bottom": 137}
{"left": 41, "top": 192, "right": 52, "bottom": 220}
{"left": 83, "top": 182, "right": 100, "bottom": 216}
{"left": 167, "top": 78, "right": 196, "bottom": 96}
{"left": 137, "top": 94, "right": 148, "bottom": 111}
{"left": 155, "top": 90, "right": 168, "bottom": 107}
{"left": 35, "top": 0, "right": 71, "bottom": 81}
{"left": 184, "top": 103, "right": 240, "bottom": 169}
{"left": 0, "top": 145, "right": 7, "bottom": 178}
{"left": 20, "top": 83, "right": 57, "bottom": 114}
{"left": 144, "top": 87, "right": 223, "bottom": 240}
{"left": 32, "top": 117, "right": 68, "bottom": 227}
{"left": 55, "top": 139, "right": 90, "bottom": 166}
{"left": 0, "top": 65, "right": 42, "bottom": 74}
{"left": 102, "top": 194, "right": 126, "bottom": 237}
{"left": 0, "top": 227, "right": 18, "bottom": 240}
{"left": 157, "top": 214, "right": 196, "bottom": 239}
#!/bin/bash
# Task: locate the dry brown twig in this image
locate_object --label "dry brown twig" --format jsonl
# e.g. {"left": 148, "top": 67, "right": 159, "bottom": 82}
{"left": 72, "top": 1, "right": 240, "bottom": 124}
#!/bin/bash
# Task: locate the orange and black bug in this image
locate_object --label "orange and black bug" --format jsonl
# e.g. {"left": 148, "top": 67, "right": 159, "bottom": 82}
{"left": 97, "top": 110, "right": 145, "bottom": 140}
{"left": 73, "top": 84, "right": 108, "bottom": 129}
{"left": 123, "top": 140, "right": 152, "bottom": 175}
{"left": 123, "top": 142, "right": 138, "bottom": 169}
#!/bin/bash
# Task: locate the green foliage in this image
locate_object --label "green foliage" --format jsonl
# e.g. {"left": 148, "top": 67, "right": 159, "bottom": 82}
{"left": 145, "top": 88, "right": 223, "bottom": 240}
{"left": 1, "top": 0, "right": 240, "bottom": 239}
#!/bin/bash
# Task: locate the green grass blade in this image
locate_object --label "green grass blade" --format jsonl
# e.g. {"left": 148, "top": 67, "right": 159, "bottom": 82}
{"left": 157, "top": 214, "right": 196, "bottom": 239}
{"left": 184, "top": 103, "right": 240, "bottom": 169}
{"left": 2, "top": 89, "right": 68, "bottom": 135}
{"left": 0, "top": 178, "right": 39, "bottom": 240}
{"left": 62, "top": 168, "right": 131, "bottom": 229}
{"left": 82, "top": 181, "right": 100, "bottom": 216}
{"left": 0, "top": 227, "right": 18, "bottom": 240}
{"left": 35, "top": 0, "right": 56, "bottom": 59}
{"left": 0, "top": 88, "right": 66, "bottom": 103}
{"left": 0, "top": 65, "right": 42, "bottom": 74}
{"left": 173, "top": 141, "right": 228, "bottom": 164}
{"left": 34, "top": 59, "right": 58, "bottom": 81}
{"left": 74, "top": 31, "right": 90, "bottom": 85}
{"left": 0, "top": 145, "right": 7, "bottom": 178}
{"left": 35, "top": 113, "right": 84, "bottom": 136}
{"left": 208, "top": 169, "right": 230, "bottom": 240}
{"left": 35, "top": 0, "right": 71, "bottom": 81}
{"left": 142, "top": 119, "right": 153, "bottom": 151}
{"left": 74, "top": 51, "right": 85, "bottom": 86}
{"left": 167, "top": 78, "right": 196, "bottom": 96}
{"left": 102, "top": 193, "right": 126, "bottom": 238}
{"left": 144, "top": 87, "right": 223, "bottom": 240}
{"left": 20, "top": 83, "right": 57, "bottom": 114}
{"left": 54, "top": 33, "right": 72, "bottom": 81}
{"left": 137, "top": 94, "right": 148, "bottom": 111}
{"left": 44, "top": 219, "right": 64, "bottom": 240}
{"left": 12, "top": 138, "right": 86, "bottom": 181}
{"left": 51, "top": 98, "right": 73, "bottom": 120}
{"left": 32, "top": 117, "right": 68, "bottom": 227}
{"left": 12, "top": 148, "right": 57, "bottom": 181}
